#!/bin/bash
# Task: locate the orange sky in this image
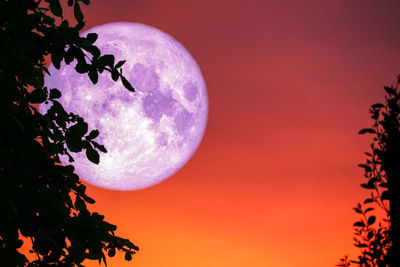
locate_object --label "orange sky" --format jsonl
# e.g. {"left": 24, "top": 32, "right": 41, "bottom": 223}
{"left": 54, "top": 0, "right": 400, "bottom": 266}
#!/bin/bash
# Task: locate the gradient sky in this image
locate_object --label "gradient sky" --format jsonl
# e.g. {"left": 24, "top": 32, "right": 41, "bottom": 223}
{"left": 53, "top": 1, "right": 400, "bottom": 266}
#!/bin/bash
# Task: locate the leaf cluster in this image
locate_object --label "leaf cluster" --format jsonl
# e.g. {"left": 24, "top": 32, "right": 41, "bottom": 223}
{"left": 0, "top": 0, "right": 138, "bottom": 266}
{"left": 337, "top": 76, "right": 400, "bottom": 266}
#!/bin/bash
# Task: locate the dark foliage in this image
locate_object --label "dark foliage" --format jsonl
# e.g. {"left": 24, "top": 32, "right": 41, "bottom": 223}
{"left": 0, "top": 0, "right": 138, "bottom": 266}
{"left": 337, "top": 76, "right": 400, "bottom": 266}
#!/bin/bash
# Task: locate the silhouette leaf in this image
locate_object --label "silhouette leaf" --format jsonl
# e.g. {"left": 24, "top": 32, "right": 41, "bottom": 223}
{"left": 354, "top": 221, "right": 365, "bottom": 227}
{"left": 51, "top": 53, "right": 63, "bottom": 70}
{"left": 384, "top": 86, "right": 395, "bottom": 95}
{"left": 353, "top": 206, "right": 362, "bottom": 214}
{"left": 361, "top": 183, "right": 375, "bottom": 189}
{"left": 75, "top": 196, "right": 86, "bottom": 211}
{"left": 86, "top": 33, "right": 98, "bottom": 44}
{"left": 115, "top": 60, "right": 126, "bottom": 68}
{"left": 75, "top": 62, "right": 89, "bottom": 73}
{"left": 358, "top": 164, "right": 371, "bottom": 172}
{"left": 121, "top": 76, "right": 135, "bottom": 92}
{"left": 88, "top": 70, "right": 98, "bottom": 84}
{"left": 363, "top": 198, "right": 374, "bottom": 204}
{"left": 88, "top": 129, "right": 99, "bottom": 140}
{"left": 65, "top": 121, "right": 88, "bottom": 152}
{"left": 371, "top": 103, "right": 384, "bottom": 109}
{"left": 49, "top": 0, "right": 62, "bottom": 17}
{"left": 99, "top": 54, "right": 115, "bottom": 67}
{"left": 64, "top": 49, "right": 74, "bottom": 64}
{"left": 82, "top": 194, "right": 96, "bottom": 204}
{"left": 92, "top": 141, "right": 107, "bottom": 153}
{"left": 70, "top": 120, "right": 88, "bottom": 137}
{"left": 365, "top": 208, "right": 374, "bottom": 213}
{"left": 49, "top": 88, "right": 62, "bottom": 99}
{"left": 111, "top": 69, "right": 119, "bottom": 81}
{"left": 380, "top": 190, "right": 389, "bottom": 201}
{"left": 358, "top": 128, "right": 375, "bottom": 135}
{"left": 379, "top": 182, "right": 388, "bottom": 188}
{"left": 108, "top": 249, "right": 116, "bottom": 257}
{"left": 367, "top": 216, "right": 376, "bottom": 225}
{"left": 74, "top": 2, "right": 84, "bottom": 22}
{"left": 125, "top": 252, "right": 132, "bottom": 261}
{"left": 86, "top": 146, "right": 100, "bottom": 164}
{"left": 83, "top": 44, "right": 100, "bottom": 58}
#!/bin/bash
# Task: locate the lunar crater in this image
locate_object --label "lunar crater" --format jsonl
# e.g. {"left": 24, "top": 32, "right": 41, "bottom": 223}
{"left": 142, "top": 90, "right": 176, "bottom": 122}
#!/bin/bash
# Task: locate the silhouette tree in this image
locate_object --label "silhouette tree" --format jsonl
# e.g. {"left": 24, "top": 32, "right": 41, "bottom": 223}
{"left": 337, "top": 75, "right": 399, "bottom": 266}
{"left": 0, "top": 0, "right": 138, "bottom": 265}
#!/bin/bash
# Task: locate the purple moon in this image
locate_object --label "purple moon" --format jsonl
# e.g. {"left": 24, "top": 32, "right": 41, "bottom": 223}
{"left": 41, "top": 22, "right": 208, "bottom": 191}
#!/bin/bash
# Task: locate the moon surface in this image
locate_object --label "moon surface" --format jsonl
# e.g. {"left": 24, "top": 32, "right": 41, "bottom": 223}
{"left": 41, "top": 22, "right": 208, "bottom": 191}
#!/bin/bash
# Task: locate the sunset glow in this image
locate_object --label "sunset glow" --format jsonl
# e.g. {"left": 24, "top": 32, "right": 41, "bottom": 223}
{"left": 54, "top": 1, "right": 400, "bottom": 266}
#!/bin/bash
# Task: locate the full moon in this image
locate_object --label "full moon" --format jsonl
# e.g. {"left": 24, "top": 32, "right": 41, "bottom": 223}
{"left": 41, "top": 22, "right": 208, "bottom": 191}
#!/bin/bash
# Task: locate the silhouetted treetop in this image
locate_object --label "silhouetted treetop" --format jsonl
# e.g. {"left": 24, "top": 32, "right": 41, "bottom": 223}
{"left": 0, "top": 0, "right": 138, "bottom": 266}
{"left": 338, "top": 75, "right": 399, "bottom": 266}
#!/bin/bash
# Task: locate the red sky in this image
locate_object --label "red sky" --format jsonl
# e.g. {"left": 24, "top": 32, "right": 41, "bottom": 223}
{"left": 57, "top": 0, "right": 400, "bottom": 266}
